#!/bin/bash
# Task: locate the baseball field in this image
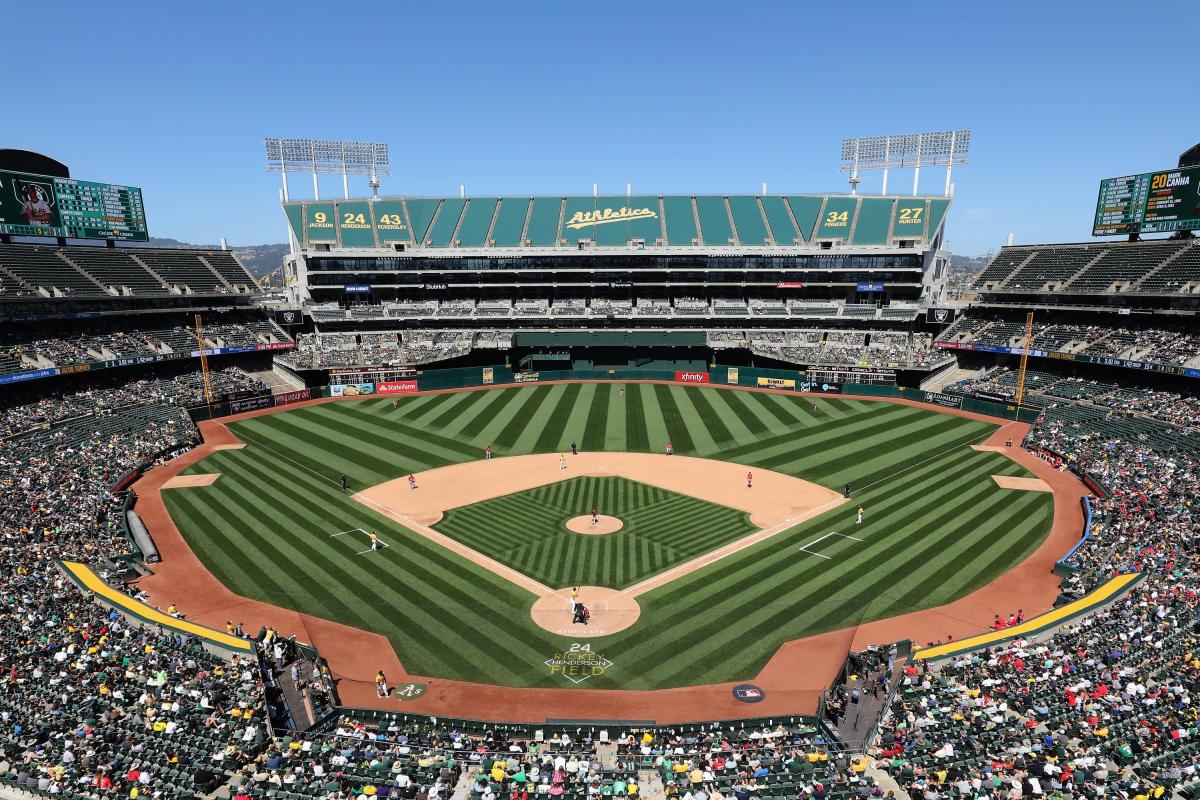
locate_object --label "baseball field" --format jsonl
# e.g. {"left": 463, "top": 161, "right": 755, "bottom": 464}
{"left": 161, "top": 382, "right": 1053, "bottom": 690}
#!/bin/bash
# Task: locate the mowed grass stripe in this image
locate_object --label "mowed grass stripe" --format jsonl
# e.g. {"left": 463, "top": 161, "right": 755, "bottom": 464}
{"left": 172, "top": 386, "right": 1057, "bottom": 689}
{"left": 680, "top": 385, "right": 734, "bottom": 445}
{"left": 581, "top": 384, "right": 610, "bottom": 451}
{"left": 310, "top": 405, "right": 472, "bottom": 463}
{"left": 710, "top": 388, "right": 768, "bottom": 437}
{"left": 632, "top": 448, "right": 1006, "bottom": 637}
{"left": 458, "top": 387, "right": 522, "bottom": 439}
{"left": 428, "top": 387, "right": 491, "bottom": 430}
{"left": 493, "top": 385, "right": 554, "bottom": 449}
{"left": 634, "top": 446, "right": 997, "bottom": 616}
{"left": 624, "top": 384, "right": 650, "bottom": 451}
{"left": 653, "top": 384, "right": 695, "bottom": 454}
{"left": 328, "top": 404, "right": 484, "bottom": 460}
{"left": 433, "top": 476, "right": 756, "bottom": 588}
{"left": 624, "top": 453, "right": 1023, "bottom": 682}
{"left": 534, "top": 383, "right": 583, "bottom": 452}
{"left": 233, "top": 415, "right": 397, "bottom": 486}
{"left": 767, "top": 411, "right": 982, "bottom": 479}
{"left": 743, "top": 405, "right": 928, "bottom": 472}
{"left": 228, "top": 452, "right": 551, "bottom": 681}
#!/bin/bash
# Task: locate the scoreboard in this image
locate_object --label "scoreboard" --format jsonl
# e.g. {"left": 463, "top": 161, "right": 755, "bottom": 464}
{"left": 1093, "top": 165, "right": 1200, "bottom": 236}
{"left": 0, "top": 169, "right": 149, "bottom": 242}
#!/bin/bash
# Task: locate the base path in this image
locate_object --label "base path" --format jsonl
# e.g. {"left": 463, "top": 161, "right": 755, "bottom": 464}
{"left": 352, "top": 453, "right": 846, "bottom": 635}
{"left": 354, "top": 452, "right": 843, "bottom": 529}
{"left": 129, "top": 385, "right": 1088, "bottom": 724}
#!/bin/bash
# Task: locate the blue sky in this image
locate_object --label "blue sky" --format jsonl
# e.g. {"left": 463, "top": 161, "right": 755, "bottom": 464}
{"left": 10, "top": 0, "right": 1196, "bottom": 255}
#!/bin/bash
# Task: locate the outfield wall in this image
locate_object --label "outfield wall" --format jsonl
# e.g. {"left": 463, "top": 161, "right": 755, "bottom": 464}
{"left": 175, "top": 364, "right": 1041, "bottom": 423}
{"left": 300, "top": 364, "right": 1041, "bottom": 423}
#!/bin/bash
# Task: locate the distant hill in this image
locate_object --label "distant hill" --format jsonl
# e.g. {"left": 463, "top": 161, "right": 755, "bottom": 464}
{"left": 141, "top": 237, "right": 288, "bottom": 282}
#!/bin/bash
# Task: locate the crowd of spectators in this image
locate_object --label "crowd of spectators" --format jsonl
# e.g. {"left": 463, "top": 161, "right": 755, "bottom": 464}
{"left": 1, "top": 321, "right": 291, "bottom": 376}
{"left": 748, "top": 330, "right": 943, "bottom": 369}
{"left": 7, "top": 324, "right": 1200, "bottom": 799}
{"left": 937, "top": 318, "right": 1200, "bottom": 369}
{"left": 0, "top": 367, "right": 279, "bottom": 797}
{"left": 956, "top": 368, "right": 1200, "bottom": 431}
{"left": 866, "top": 382, "right": 1200, "bottom": 800}
{"left": 0, "top": 366, "right": 268, "bottom": 438}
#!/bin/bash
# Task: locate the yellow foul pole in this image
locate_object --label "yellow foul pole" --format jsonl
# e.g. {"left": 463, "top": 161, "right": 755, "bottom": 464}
{"left": 1014, "top": 311, "right": 1034, "bottom": 420}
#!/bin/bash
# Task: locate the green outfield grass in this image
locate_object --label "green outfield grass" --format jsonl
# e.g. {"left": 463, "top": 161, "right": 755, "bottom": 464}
{"left": 163, "top": 384, "right": 1054, "bottom": 689}
{"left": 433, "top": 475, "right": 757, "bottom": 589}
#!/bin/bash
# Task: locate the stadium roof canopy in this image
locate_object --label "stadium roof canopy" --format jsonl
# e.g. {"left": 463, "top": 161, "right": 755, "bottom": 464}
{"left": 283, "top": 194, "right": 950, "bottom": 252}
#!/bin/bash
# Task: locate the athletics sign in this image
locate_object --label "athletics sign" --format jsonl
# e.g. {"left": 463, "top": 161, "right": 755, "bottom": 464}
{"left": 546, "top": 643, "right": 612, "bottom": 684}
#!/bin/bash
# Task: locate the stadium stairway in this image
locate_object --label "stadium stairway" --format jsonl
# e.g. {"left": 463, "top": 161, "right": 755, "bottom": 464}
{"left": 638, "top": 767, "right": 666, "bottom": 799}
{"left": 920, "top": 364, "right": 979, "bottom": 391}
{"left": 863, "top": 766, "right": 905, "bottom": 798}
{"left": 246, "top": 364, "right": 306, "bottom": 393}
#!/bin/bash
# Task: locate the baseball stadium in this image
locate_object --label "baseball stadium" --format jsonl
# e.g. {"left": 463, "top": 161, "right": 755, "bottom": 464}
{"left": 2, "top": 125, "right": 1200, "bottom": 799}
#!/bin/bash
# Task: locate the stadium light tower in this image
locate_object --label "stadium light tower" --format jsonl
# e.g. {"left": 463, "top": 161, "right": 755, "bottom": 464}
{"left": 264, "top": 138, "right": 390, "bottom": 201}
{"left": 840, "top": 130, "right": 970, "bottom": 196}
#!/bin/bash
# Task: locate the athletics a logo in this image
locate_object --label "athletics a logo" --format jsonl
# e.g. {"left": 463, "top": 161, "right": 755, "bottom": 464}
{"left": 566, "top": 206, "right": 657, "bottom": 230}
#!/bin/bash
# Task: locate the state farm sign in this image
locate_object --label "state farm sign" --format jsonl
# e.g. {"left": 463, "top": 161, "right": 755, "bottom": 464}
{"left": 378, "top": 380, "right": 419, "bottom": 395}
{"left": 675, "top": 371, "right": 710, "bottom": 384}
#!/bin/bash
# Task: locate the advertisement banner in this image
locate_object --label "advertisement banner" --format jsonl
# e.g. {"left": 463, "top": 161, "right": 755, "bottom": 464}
{"left": 0, "top": 368, "right": 60, "bottom": 385}
{"left": 799, "top": 381, "right": 841, "bottom": 393}
{"left": 923, "top": 391, "right": 964, "bottom": 409}
{"left": 343, "top": 284, "right": 372, "bottom": 293}
{"left": 229, "top": 395, "right": 273, "bottom": 413}
{"left": 775, "top": 281, "right": 804, "bottom": 288}
{"left": 757, "top": 377, "right": 796, "bottom": 390}
{"left": 256, "top": 342, "right": 295, "bottom": 351}
{"left": 330, "top": 382, "right": 375, "bottom": 397}
{"left": 273, "top": 389, "right": 312, "bottom": 406}
{"left": 377, "top": 380, "right": 419, "bottom": 395}
{"left": 856, "top": 281, "right": 885, "bottom": 292}
{"left": 675, "top": 370, "right": 709, "bottom": 384}
{"left": 726, "top": 367, "right": 739, "bottom": 385}
{"left": 482, "top": 368, "right": 494, "bottom": 385}
{"left": 512, "top": 372, "right": 541, "bottom": 383}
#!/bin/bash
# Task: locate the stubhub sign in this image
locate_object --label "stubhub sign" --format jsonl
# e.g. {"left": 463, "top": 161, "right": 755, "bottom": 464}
{"left": 675, "top": 371, "right": 710, "bottom": 384}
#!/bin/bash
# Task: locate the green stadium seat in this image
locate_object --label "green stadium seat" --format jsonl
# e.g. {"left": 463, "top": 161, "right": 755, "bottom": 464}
{"left": 695, "top": 196, "right": 733, "bottom": 245}
{"left": 727, "top": 196, "right": 768, "bottom": 245}
{"left": 426, "top": 198, "right": 466, "bottom": 247}
{"left": 662, "top": 196, "right": 698, "bottom": 245}
{"left": 491, "top": 198, "right": 530, "bottom": 246}
{"left": 525, "top": 197, "right": 562, "bottom": 246}
{"left": 453, "top": 197, "right": 498, "bottom": 247}
{"left": 760, "top": 196, "right": 800, "bottom": 244}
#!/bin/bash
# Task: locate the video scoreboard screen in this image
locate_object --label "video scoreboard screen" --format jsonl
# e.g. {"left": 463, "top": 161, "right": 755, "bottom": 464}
{"left": 1093, "top": 165, "right": 1200, "bottom": 236}
{"left": 0, "top": 169, "right": 149, "bottom": 241}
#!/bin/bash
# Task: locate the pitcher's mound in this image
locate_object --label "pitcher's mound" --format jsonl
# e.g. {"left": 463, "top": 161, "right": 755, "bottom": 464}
{"left": 530, "top": 586, "right": 641, "bottom": 637}
{"left": 565, "top": 515, "right": 623, "bottom": 535}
